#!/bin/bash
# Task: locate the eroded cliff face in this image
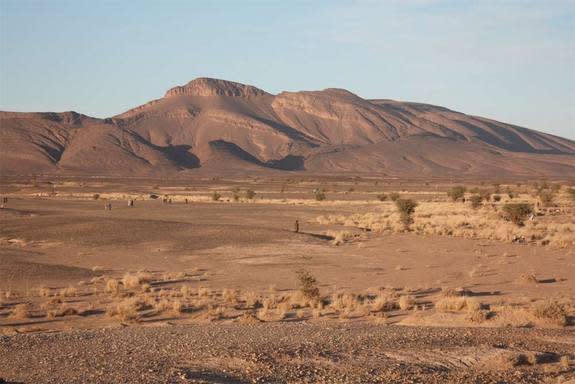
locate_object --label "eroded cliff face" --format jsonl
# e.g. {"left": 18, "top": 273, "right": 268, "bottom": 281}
{"left": 1, "top": 77, "right": 574, "bottom": 177}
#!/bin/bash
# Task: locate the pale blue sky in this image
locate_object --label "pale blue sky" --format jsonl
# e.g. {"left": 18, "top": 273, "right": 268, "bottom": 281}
{"left": 1, "top": 0, "right": 574, "bottom": 139}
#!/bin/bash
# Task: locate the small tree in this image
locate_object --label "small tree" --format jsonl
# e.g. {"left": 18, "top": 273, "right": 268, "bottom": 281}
{"left": 245, "top": 189, "right": 256, "bottom": 200}
{"left": 377, "top": 193, "right": 388, "bottom": 201}
{"left": 447, "top": 186, "right": 466, "bottom": 202}
{"left": 295, "top": 269, "right": 320, "bottom": 301}
{"left": 211, "top": 191, "right": 221, "bottom": 201}
{"left": 314, "top": 190, "right": 326, "bottom": 201}
{"left": 389, "top": 192, "right": 400, "bottom": 202}
{"left": 395, "top": 198, "right": 418, "bottom": 230}
{"left": 502, "top": 203, "right": 533, "bottom": 226}
{"left": 493, "top": 194, "right": 502, "bottom": 202}
{"left": 469, "top": 194, "right": 483, "bottom": 209}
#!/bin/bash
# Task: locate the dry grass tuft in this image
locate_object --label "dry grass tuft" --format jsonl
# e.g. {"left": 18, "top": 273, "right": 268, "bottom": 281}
{"left": 435, "top": 297, "right": 482, "bottom": 313}
{"left": 531, "top": 300, "right": 568, "bottom": 326}
{"left": 441, "top": 287, "right": 472, "bottom": 297}
{"left": 180, "top": 285, "right": 193, "bottom": 298}
{"left": 296, "top": 309, "right": 305, "bottom": 320}
{"left": 467, "top": 309, "right": 490, "bottom": 323}
{"left": 398, "top": 295, "right": 416, "bottom": 310}
{"left": 517, "top": 273, "right": 539, "bottom": 284}
{"left": 222, "top": 288, "right": 238, "bottom": 303}
{"left": 48, "top": 304, "right": 79, "bottom": 318}
{"left": 122, "top": 271, "right": 153, "bottom": 290}
{"left": 369, "top": 294, "right": 396, "bottom": 312}
{"left": 60, "top": 286, "right": 78, "bottom": 297}
{"left": 38, "top": 286, "right": 51, "bottom": 297}
{"left": 560, "top": 355, "right": 571, "bottom": 369}
{"left": 105, "top": 279, "right": 121, "bottom": 295}
{"left": 10, "top": 303, "right": 31, "bottom": 319}
{"left": 108, "top": 297, "right": 147, "bottom": 322}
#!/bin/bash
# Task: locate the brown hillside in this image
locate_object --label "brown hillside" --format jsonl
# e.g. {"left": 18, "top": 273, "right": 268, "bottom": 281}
{"left": 1, "top": 77, "right": 573, "bottom": 178}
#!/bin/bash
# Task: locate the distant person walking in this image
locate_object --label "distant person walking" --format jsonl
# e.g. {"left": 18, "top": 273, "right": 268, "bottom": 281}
{"left": 128, "top": 199, "right": 134, "bottom": 207}
{"left": 105, "top": 202, "right": 112, "bottom": 211}
{"left": 294, "top": 219, "right": 299, "bottom": 233}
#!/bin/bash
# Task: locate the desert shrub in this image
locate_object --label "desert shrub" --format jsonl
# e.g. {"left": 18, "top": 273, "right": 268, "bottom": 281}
{"left": 532, "top": 300, "right": 568, "bottom": 326}
{"left": 537, "top": 190, "right": 555, "bottom": 207}
{"left": 502, "top": 203, "right": 533, "bottom": 226}
{"left": 376, "top": 193, "right": 388, "bottom": 201}
{"left": 211, "top": 191, "right": 221, "bottom": 201}
{"left": 245, "top": 189, "right": 256, "bottom": 200}
{"left": 232, "top": 193, "right": 239, "bottom": 202}
{"left": 567, "top": 188, "right": 575, "bottom": 202}
{"left": 295, "top": 269, "right": 320, "bottom": 301}
{"left": 493, "top": 194, "right": 501, "bottom": 202}
{"left": 92, "top": 194, "right": 100, "bottom": 200}
{"left": 395, "top": 198, "right": 418, "bottom": 230}
{"left": 447, "top": 186, "right": 466, "bottom": 202}
{"left": 479, "top": 190, "right": 491, "bottom": 201}
{"left": 122, "top": 271, "right": 153, "bottom": 290}
{"left": 108, "top": 298, "right": 145, "bottom": 322}
{"left": 469, "top": 195, "right": 483, "bottom": 209}
{"left": 314, "top": 190, "right": 326, "bottom": 201}
{"left": 389, "top": 192, "right": 400, "bottom": 202}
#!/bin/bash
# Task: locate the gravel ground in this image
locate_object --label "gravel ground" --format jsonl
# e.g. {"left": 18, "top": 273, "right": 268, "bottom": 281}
{"left": 1, "top": 323, "right": 574, "bottom": 383}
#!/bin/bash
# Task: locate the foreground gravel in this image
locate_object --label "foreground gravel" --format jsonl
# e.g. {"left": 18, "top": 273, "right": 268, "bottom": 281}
{"left": 1, "top": 323, "right": 574, "bottom": 383}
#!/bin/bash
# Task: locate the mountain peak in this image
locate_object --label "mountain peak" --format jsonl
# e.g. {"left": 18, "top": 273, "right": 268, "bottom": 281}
{"left": 164, "top": 77, "right": 269, "bottom": 98}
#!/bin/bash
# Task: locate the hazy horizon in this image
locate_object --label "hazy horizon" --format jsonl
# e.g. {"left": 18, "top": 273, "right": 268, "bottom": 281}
{"left": 1, "top": 0, "right": 574, "bottom": 139}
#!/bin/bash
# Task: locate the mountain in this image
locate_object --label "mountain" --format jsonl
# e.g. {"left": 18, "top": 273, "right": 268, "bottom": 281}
{"left": 1, "top": 77, "right": 574, "bottom": 178}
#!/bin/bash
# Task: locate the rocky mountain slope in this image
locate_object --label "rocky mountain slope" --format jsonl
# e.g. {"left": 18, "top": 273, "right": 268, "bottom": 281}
{"left": 1, "top": 77, "right": 574, "bottom": 177}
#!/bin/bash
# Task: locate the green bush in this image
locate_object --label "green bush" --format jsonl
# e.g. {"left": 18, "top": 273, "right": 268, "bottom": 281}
{"left": 211, "top": 191, "right": 221, "bottom": 201}
{"left": 502, "top": 203, "right": 533, "bottom": 226}
{"left": 447, "top": 186, "right": 466, "bottom": 202}
{"left": 314, "top": 190, "right": 326, "bottom": 201}
{"left": 469, "top": 195, "right": 483, "bottom": 209}
{"left": 493, "top": 194, "right": 502, "bottom": 202}
{"left": 395, "top": 198, "right": 418, "bottom": 230}
{"left": 295, "top": 269, "right": 320, "bottom": 300}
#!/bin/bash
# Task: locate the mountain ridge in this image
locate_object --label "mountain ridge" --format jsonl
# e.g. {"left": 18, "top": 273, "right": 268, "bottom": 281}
{"left": 1, "top": 77, "right": 573, "bottom": 178}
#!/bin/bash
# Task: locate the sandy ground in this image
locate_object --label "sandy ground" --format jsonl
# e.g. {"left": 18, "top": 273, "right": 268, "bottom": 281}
{"left": 0, "top": 179, "right": 574, "bottom": 383}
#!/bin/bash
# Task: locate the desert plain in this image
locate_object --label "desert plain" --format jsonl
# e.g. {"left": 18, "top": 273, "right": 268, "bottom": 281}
{"left": 0, "top": 175, "right": 573, "bottom": 383}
